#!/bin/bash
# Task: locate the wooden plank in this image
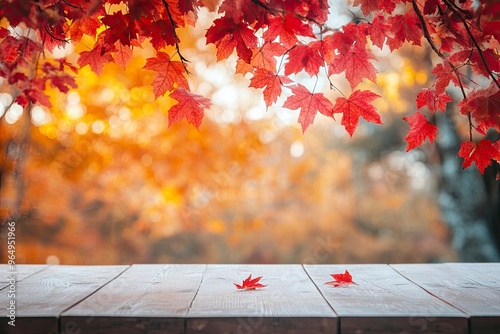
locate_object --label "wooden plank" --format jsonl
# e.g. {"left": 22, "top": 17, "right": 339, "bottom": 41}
{"left": 61, "top": 264, "right": 206, "bottom": 334}
{"left": 305, "top": 264, "right": 468, "bottom": 334}
{"left": 393, "top": 263, "right": 500, "bottom": 334}
{"left": 186, "top": 264, "right": 337, "bottom": 334}
{"left": 0, "top": 265, "right": 49, "bottom": 290}
{"left": 445, "top": 262, "right": 500, "bottom": 283}
{"left": 0, "top": 265, "right": 127, "bottom": 334}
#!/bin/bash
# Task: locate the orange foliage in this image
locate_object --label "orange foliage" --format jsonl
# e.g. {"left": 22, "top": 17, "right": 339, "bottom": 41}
{"left": 0, "top": 19, "right": 457, "bottom": 265}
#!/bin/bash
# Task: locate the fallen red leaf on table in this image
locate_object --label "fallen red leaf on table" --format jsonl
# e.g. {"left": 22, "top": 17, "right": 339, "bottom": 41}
{"left": 234, "top": 274, "right": 266, "bottom": 290}
{"left": 325, "top": 270, "right": 355, "bottom": 287}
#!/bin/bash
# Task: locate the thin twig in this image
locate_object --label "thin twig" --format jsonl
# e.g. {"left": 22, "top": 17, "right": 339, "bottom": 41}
{"left": 162, "top": 0, "right": 190, "bottom": 74}
{"left": 412, "top": 0, "right": 467, "bottom": 100}
{"left": 442, "top": 0, "right": 500, "bottom": 88}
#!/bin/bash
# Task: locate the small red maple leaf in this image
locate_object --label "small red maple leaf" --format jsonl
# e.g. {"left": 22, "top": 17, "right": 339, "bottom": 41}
{"left": 113, "top": 40, "right": 133, "bottom": 70}
{"left": 249, "top": 68, "right": 292, "bottom": 107}
{"left": 403, "top": 112, "right": 438, "bottom": 151}
{"left": 264, "top": 14, "right": 315, "bottom": 49}
{"left": 458, "top": 139, "right": 500, "bottom": 174}
{"left": 205, "top": 18, "right": 257, "bottom": 63}
{"left": 250, "top": 42, "right": 288, "bottom": 73}
{"left": 77, "top": 43, "right": 113, "bottom": 76}
{"left": 234, "top": 274, "right": 266, "bottom": 290}
{"left": 432, "top": 62, "right": 461, "bottom": 94}
{"left": 459, "top": 83, "right": 500, "bottom": 134}
{"left": 416, "top": 88, "right": 453, "bottom": 112}
{"left": 332, "top": 90, "right": 381, "bottom": 136}
{"left": 168, "top": 88, "right": 211, "bottom": 129}
{"left": 283, "top": 84, "right": 334, "bottom": 133}
{"left": 143, "top": 52, "right": 189, "bottom": 98}
{"left": 329, "top": 43, "right": 378, "bottom": 90}
{"left": 285, "top": 42, "right": 324, "bottom": 76}
{"left": 325, "top": 270, "right": 355, "bottom": 287}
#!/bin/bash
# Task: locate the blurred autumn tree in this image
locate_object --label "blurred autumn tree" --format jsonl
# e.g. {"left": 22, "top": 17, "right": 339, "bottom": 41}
{"left": 0, "top": 28, "right": 456, "bottom": 264}
{"left": 1, "top": 0, "right": 499, "bottom": 263}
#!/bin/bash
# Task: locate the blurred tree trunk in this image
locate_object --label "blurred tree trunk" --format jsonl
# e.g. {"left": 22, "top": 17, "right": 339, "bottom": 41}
{"left": 435, "top": 109, "right": 500, "bottom": 261}
{"left": 0, "top": 107, "right": 32, "bottom": 223}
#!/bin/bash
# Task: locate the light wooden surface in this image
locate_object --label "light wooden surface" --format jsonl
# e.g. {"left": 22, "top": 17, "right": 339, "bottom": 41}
{"left": 185, "top": 264, "right": 337, "bottom": 333}
{"left": 0, "top": 265, "right": 49, "bottom": 290}
{"left": 0, "top": 263, "right": 499, "bottom": 334}
{"left": 393, "top": 263, "right": 500, "bottom": 334}
{"left": 304, "top": 264, "right": 469, "bottom": 334}
{"left": 62, "top": 264, "right": 206, "bottom": 334}
{"left": 0, "top": 265, "right": 127, "bottom": 334}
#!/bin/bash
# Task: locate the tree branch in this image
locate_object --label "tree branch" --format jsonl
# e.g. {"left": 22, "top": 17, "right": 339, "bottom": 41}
{"left": 442, "top": 0, "right": 500, "bottom": 89}
{"left": 162, "top": 0, "right": 190, "bottom": 74}
{"left": 250, "top": 0, "right": 324, "bottom": 26}
{"left": 412, "top": 0, "right": 467, "bottom": 100}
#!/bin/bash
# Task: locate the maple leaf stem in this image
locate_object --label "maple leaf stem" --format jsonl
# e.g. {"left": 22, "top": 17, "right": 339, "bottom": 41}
{"left": 318, "top": 39, "right": 344, "bottom": 97}
{"left": 277, "top": 45, "right": 296, "bottom": 73}
{"left": 467, "top": 112, "right": 473, "bottom": 142}
{"left": 442, "top": 0, "right": 500, "bottom": 89}
{"left": 162, "top": 0, "right": 190, "bottom": 74}
{"left": 311, "top": 76, "right": 320, "bottom": 94}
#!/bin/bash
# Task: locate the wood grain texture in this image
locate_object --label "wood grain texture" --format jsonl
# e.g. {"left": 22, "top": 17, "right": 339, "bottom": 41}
{"left": 61, "top": 264, "right": 206, "bottom": 334}
{"left": 305, "top": 264, "right": 468, "bottom": 334}
{"left": 393, "top": 263, "right": 500, "bottom": 334}
{"left": 0, "top": 265, "right": 49, "bottom": 290}
{"left": 0, "top": 265, "right": 127, "bottom": 334}
{"left": 186, "top": 264, "right": 337, "bottom": 334}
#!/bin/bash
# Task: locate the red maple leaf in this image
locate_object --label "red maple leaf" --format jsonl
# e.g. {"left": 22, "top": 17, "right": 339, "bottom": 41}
{"left": 100, "top": 11, "right": 139, "bottom": 46}
{"left": 416, "top": 88, "right": 453, "bottom": 112}
{"left": 324, "top": 22, "right": 369, "bottom": 57}
{"left": 263, "top": 14, "right": 315, "bottom": 48}
{"left": 249, "top": 68, "right": 292, "bottom": 107}
{"left": 370, "top": 13, "right": 391, "bottom": 49}
{"left": 218, "top": 0, "right": 267, "bottom": 25}
{"left": 329, "top": 43, "right": 378, "bottom": 90}
{"left": 385, "top": 12, "right": 422, "bottom": 51}
{"left": 143, "top": 52, "right": 189, "bottom": 98}
{"left": 67, "top": 15, "right": 101, "bottom": 40}
{"left": 77, "top": 44, "right": 114, "bottom": 75}
{"left": 149, "top": 19, "right": 178, "bottom": 50}
{"left": 332, "top": 90, "right": 382, "bottom": 136}
{"left": 250, "top": 42, "right": 288, "bottom": 73}
{"left": 461, "top": 83, "right": 500, "bottom": 134}
{"left": 234, "top": 274, "right": 267, "bottom": 290}
{"left": 403, "top": 112, "right": 438, "bottom": 151}
{"left": 353, "top": 0, "right": 397, "bottom": 15}
{"left": 112, "top": 40, "right": 133, "bottom": 70}
{"left": 205, "top": 18, "right": 258, "bottom": 63}
{"left": 283, "top": 84, "right": 334, "bottom": 132}
{"left": 325, "top": 270, "right": 355, "bottom": 287}
{"left": 432, "top": 62, "right": 461, "bottom": 95}
{"left": 458, "top": 139, "right": 500, "bottom": 174}
{"left": 168, "top": 88, "right": 211, "bottom": 128}
{"left": 285, "top": 42, "right": 324, "bottom": 76}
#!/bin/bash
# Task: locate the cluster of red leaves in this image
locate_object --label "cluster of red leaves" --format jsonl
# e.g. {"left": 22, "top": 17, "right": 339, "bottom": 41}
{"left": 325, "top": 270, "right": 356, "bottom": 287}
{"left": 1, "top": 0, "right": 499, "bottom": 172}
{"left": 234, "top": 274, "right": 267, "bottom": 290}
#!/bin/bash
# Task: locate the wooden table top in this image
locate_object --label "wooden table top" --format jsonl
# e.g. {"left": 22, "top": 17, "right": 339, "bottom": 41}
{"left": 1, "top": 263, "right": 499, "bottom": 334}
